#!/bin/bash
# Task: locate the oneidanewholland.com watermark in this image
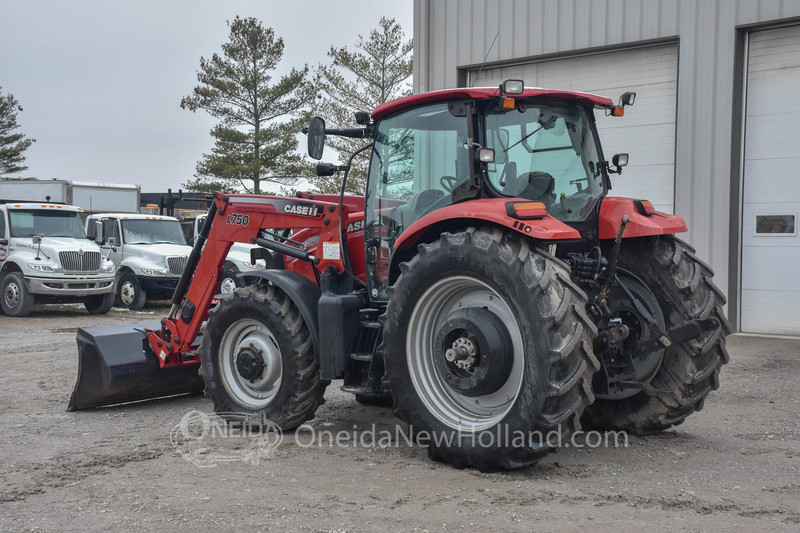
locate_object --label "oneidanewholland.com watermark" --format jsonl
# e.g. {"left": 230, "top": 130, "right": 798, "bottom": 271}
{"left": 169, "top": 410, "right": 628, "bottom": 467}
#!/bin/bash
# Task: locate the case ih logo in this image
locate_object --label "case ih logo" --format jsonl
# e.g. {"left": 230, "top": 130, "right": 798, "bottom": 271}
{"left": 284, "top": 203, "right": 323, "bottom": 217}
{"left": 347, "top": 219, "right": 365, "bottom": 234}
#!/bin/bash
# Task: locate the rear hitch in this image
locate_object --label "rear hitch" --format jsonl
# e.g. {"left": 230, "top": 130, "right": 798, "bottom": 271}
{"left": 637, "top": 317, "right": 721, "bottom": 356}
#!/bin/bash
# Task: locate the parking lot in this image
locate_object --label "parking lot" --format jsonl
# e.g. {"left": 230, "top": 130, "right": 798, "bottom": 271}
{"left": 0, "top": 305, "right": 798, "bottom": 532}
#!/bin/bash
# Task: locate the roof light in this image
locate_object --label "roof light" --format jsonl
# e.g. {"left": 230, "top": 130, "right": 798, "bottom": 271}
{"left": 502, "top": 79, "right": 524, "bottom": 95}
{"left": 506, "top": 201, "right": 547, "bottom": 219}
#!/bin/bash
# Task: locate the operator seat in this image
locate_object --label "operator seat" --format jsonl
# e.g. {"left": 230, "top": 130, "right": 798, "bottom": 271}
{"left": 393, "top": 188, "right": 445, "bottom": 228}
{"left": 506, "top": 171, "right": 556, "bottom": 207}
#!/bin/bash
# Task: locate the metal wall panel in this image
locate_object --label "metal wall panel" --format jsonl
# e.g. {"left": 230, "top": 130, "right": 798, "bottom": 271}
{"left": 413, "top": 0, "right": 800, "bottom": 331}
{"left": 469, "top": 44, "right": 678, "bottom": 213}
{"left": 740, "top": 24, "right": 800, "bottom": 335}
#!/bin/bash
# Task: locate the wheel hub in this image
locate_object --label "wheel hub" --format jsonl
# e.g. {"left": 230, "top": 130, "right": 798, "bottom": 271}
{"left": 4, "top": 282, "right": 20, "bottom": 308}
{"left": 434, "top": 308, "right": 513, "bottom": 397}
{"left": 235, "top": 347, "right": 265, "bottom": 381}
{"left": 120, "top": 281, "right": 135, "bottom": 305}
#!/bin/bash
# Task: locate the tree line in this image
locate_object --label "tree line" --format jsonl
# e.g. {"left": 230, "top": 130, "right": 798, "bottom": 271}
{"left": 1, "top": 16, "right": 412, "bottom": 194}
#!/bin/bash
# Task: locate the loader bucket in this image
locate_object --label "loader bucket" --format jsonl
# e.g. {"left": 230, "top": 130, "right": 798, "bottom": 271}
{"left": 68, "top": 322, "right": 204, "bottom": 410}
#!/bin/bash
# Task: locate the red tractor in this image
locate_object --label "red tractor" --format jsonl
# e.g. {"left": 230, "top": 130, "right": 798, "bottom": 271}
{"left": 70, "top": 80, "right": 728, "bottom": 471}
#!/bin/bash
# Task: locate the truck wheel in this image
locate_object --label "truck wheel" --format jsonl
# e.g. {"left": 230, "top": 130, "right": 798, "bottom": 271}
{"left": 382, "top": 228, "right": 598, "bottom": 471}
{"left": 1, "top": 272, "right": 34, "bottom": 317}
{"left": 199, "top": 284, "right": 328, "bottom": 430}
{"left": 84, "top": 291, "right": 114, "bottom": 314}
{"left": 582, "top": 235, "right": 730, "bottom": 435}
{"left": 219, "top": 269, "right": 242, "bottom": 296}
{"left": 116, "top": 272, "right": 147, "bottom": 311}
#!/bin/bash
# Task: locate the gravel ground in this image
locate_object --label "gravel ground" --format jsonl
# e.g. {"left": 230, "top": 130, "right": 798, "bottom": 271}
{"left": 0, "top": 304, "right": 798, "bottom": 532}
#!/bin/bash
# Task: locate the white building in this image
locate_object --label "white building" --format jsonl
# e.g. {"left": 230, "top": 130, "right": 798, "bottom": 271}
{"left": 413, "top": 0, "right": 800, "bottom": 335}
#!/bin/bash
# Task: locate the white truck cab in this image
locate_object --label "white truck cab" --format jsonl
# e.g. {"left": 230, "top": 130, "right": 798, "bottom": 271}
{"left": 0, "top": 203, "right": 116, "bottom": 316}
{"left": 85, "top": 213, "right": 192, "bottom": 310}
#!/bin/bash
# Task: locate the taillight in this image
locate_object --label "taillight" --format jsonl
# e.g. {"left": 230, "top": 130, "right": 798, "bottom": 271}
{"left": 506, "top": 201, "right": 547, "bottom": 219}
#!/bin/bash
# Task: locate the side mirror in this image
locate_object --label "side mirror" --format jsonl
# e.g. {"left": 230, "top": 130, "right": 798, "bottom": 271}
{"left": 107, "top": 236, "right": 116, "bottom": 248}
{"left": 94, "top": 220, "right": 104, "bottom": 244}
{"left": 611, "top": 153, "right": 629, "bottom": 174}
{"left": 0, "top": 238, "right": 7, "bottom": 245}
{"left": 307, "top": 116, "right": 326, "bottom": 160}
{"left": 619, "top": 92, "right": 636, "bottom": 106}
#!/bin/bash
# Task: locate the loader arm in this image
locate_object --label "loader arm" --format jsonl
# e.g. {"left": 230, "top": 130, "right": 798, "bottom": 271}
{"left": 145, "top": 193, "right": 348, "bottom": 368}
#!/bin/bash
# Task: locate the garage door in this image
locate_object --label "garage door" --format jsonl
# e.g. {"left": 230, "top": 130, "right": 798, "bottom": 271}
{"left": 469, "top": 44, "right": 678, "bottom": 213}
{"left": 740, "top": 25, "right": 800, "bottom": 336}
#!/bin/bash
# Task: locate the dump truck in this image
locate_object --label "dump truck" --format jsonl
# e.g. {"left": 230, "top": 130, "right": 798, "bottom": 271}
{"left": 69, "top": 81, "right": 728, "bottom": 471}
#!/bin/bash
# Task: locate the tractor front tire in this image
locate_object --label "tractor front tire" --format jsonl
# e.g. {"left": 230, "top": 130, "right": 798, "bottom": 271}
{"left": 382, "top": 228, "right": 598, "bottom": 471}
{"left": 199, "top": 284, "right": 328, "bottom": 430}
{"left": 582, "top": 235, "right": 730, "bottom": 435}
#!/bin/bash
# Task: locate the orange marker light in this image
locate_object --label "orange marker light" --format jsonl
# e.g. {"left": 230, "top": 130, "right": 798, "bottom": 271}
{"left": 635, "top": 199, "right": 655, "bottom": 216}
{"left": 502, "top": 97, "right": 515, "bottom": 109}
{"left": 611, "top": 106, "right": 625, "bottom": 117}
{"left": 506, "top": 201, "right": 547, "bottom": 219}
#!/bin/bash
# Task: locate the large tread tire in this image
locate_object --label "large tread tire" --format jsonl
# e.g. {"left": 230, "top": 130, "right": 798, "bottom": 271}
{"left": 582, "top": 235, "right": 730, "bottom": 435}
{"left": 1, "top": 272, "right": 34, "bottom": 317}
{"left": 199, "top": 284, "right": 328, "bottom": 430}
{"left": 84, "top": 291, "right": 114, "bottom": 314}
{"left": 382, "top": 228, "right": 598, "bottom": 471}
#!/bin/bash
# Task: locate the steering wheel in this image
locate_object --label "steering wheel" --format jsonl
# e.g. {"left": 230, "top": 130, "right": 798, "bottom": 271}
{"left": 440, "top": 175, "right": 460, "bottom": 193}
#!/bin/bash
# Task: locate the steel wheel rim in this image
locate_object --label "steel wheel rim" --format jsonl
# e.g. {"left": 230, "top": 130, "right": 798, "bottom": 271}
{"left": 406, "top": 275, "right": 524, "bottom": 432}
{"left": 220, "top": 276, "right": 237, "bottom": 296}
{"left": 119, "top": 280, "right": 136, "bottom": 306}
{"left": 4, "top": 281, "right": 20, "bottom": 308}
{"left": 219, "top": 318, "right": 283, "bottom": 410}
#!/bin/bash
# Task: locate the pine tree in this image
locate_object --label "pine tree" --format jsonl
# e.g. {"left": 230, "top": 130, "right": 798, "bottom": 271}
{"left": 314, "top": 17, "right": 412, "bottom": 194}
{"left": 0, "top": 88, "right": 36, "bottom": 177}
{"left": 181, "top": 17, "right": 315, "bottom": 194}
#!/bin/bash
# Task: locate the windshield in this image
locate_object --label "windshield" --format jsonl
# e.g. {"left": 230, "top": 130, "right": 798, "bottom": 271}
{"left": 122, "top": 219, "right": 187, "bottom": 245}
{"left": 483, "top": 101, "right": 605, "bottom": 222}
{"left": 9, "top": 209, "right": 86, "bottom": 238}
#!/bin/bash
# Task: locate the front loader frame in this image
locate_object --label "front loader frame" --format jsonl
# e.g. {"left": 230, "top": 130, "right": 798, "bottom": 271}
{"left": 145, "top": 193, "right": 350, "bottom": 369}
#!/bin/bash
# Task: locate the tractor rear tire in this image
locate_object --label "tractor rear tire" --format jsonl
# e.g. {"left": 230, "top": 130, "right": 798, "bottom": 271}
{"left": 581, "top": 235, "right": 730, "bottom": 435}
{"left": 382, "top": 228, "right": 598, "bottom": 471}
{"left": 199, "top": 284, "right": 328, "bottom": 430}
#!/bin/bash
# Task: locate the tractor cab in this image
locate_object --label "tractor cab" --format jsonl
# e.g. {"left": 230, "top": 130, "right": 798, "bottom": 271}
{"left": 308, "top": 80, "right": 633, "bottom": 300}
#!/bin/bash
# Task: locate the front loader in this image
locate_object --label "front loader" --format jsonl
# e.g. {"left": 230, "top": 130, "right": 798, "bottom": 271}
{"left": 70, "top": 80, "right": 728, "bottom": 471}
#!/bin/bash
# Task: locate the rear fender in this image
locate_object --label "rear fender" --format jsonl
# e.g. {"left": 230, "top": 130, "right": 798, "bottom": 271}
{"left": 599, "top": 197, "right": 687, "bottom": 239}
{"left": 392, "top": 198, "right": 580, "bottom": 254}
{"left": 237, "top": 270, "right": 321, "bottom": 360}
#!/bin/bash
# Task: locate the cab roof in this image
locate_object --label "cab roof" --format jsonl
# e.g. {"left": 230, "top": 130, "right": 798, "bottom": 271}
{"left": 2, "top": 202, "right": 83, "bottom": 212}
{"left": 87, "top": 213, "right": 179, "bottom": 222}
{"left": 371, "top": 86, "right": 614, "bottom": 120}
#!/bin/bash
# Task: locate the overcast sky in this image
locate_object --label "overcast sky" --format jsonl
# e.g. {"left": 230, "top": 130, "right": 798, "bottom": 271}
{"left": 0, "top": 0, "right": 413, "bottom": 192}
